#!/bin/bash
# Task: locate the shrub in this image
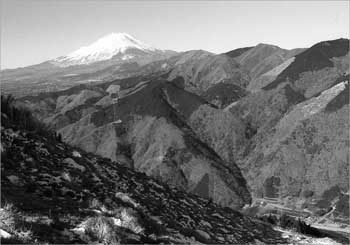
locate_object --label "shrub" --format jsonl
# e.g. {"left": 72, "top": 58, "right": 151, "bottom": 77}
{"left": 245, "top": 122, "right": 257, "bottom": 139}
{"left": 263, "top": 176, "right": 280, "bottom": 198}
{"left": 0, "top": 203, "right": 16, "bottom": 232}
{"left": 260, "top": 214, "right": 278, "bottom": 225}
{"left": 1, "top": 95, "right": 57, "bottom": 140}
{"left": 261, "top": 213, "right": 325, "bottom": 238}
{"left": 0, "top": 202, "right": 34, "bottom": 243}
{"left": 117, "top": 208, "right": 144, "bottom": 234}
{"left": 85, "top": 216, "right": 118, "bottom": 244}
{"left": 334, "top": 195, "right": 349, "bottom": 217}
{"left": 88, "top": 198, "right": 103, "bottom": 210}
{"left": 140, "top": 215, "right": 167, "bottom": 236}
{"left": 302, "top": 190, "right": 314, "bottom": 198}
{"left": 322, "top": 186, "right": 341, "bottom": 201}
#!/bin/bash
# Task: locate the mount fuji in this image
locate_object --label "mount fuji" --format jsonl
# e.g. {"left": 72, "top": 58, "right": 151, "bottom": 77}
{"left": 53, "top": 32, "right": 170, "bottom": 67}
{"left": 1, "top": 33, "right": 177, "bottom": 97}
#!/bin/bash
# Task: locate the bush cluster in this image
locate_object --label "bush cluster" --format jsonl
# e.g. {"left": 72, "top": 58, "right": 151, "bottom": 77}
{"left": 259, "top": 213, "right": 323, "bottom": 237}
{"left": 1, "top": 95, "right": 62, "bottom": 141}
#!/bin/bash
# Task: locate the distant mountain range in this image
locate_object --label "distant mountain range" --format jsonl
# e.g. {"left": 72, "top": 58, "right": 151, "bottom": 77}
{"left": 1, "top": 33, "right": 176, "bottom": 97}
{"left": 0, "top": 33, "right": 305, "bottom": 98}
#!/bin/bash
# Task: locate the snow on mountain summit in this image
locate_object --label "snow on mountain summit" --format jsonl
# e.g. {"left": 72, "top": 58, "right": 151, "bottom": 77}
{"left": 54, "top": 32, "right": 162, "bottom": 66}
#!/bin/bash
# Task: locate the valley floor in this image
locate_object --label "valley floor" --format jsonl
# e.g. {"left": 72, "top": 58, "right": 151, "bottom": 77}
{"left": 248, "top": 197, "right": 350, "bottom": 244}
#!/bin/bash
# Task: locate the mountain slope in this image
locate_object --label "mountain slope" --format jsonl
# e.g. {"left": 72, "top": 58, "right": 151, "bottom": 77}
{"left": 202, "top": 82, "right": 247, "bottom": 108}
{"left": 264, "top": 38, "right": 349, "bottom": 90}
{"left": 241, "top": 80, "right": 349, "bottom": 197}
{"left": 225, "top": 43, "right": 305, "bottom": 92}
{"left": 160, "top": 39, "right": 350, "bottom": 230}
{"left": 19, "top": 76, "right": 251, "bottom": 209}
{"left": 1, "top": 112, "right": 289, "bottom": 244}
{"left": 2, "top": 97, "right": 346, "bottom": 245}
{"left": 234, "top": 43, "right": 295, "bottom": 79}
{"left": 167, "top": 51, "right": 250, "bottom": 95}
{"left": 224, "top": 46, "right": 254, "bottom": 59}
{"left": 219, "top": 39, "right": 350, "bottom": 228}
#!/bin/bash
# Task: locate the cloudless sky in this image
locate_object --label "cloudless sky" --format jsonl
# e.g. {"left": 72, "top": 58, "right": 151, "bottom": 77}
{"left": 1, "top": 0, "right": 349, "bottom": 69}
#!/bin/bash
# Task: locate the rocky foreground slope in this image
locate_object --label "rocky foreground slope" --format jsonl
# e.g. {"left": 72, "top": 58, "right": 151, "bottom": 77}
{"left": 1, "top": 107, "right": 289, "bottom": 244}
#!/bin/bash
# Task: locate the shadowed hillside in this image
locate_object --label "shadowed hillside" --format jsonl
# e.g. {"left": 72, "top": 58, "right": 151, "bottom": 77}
{"left": 1, "top": 98, "right": 290, "bottom": 244}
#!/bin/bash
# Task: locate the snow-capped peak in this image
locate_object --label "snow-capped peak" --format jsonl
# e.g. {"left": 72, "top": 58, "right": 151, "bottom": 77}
{"left": 54, "top": 32, "right": 161, "bottom": 66}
